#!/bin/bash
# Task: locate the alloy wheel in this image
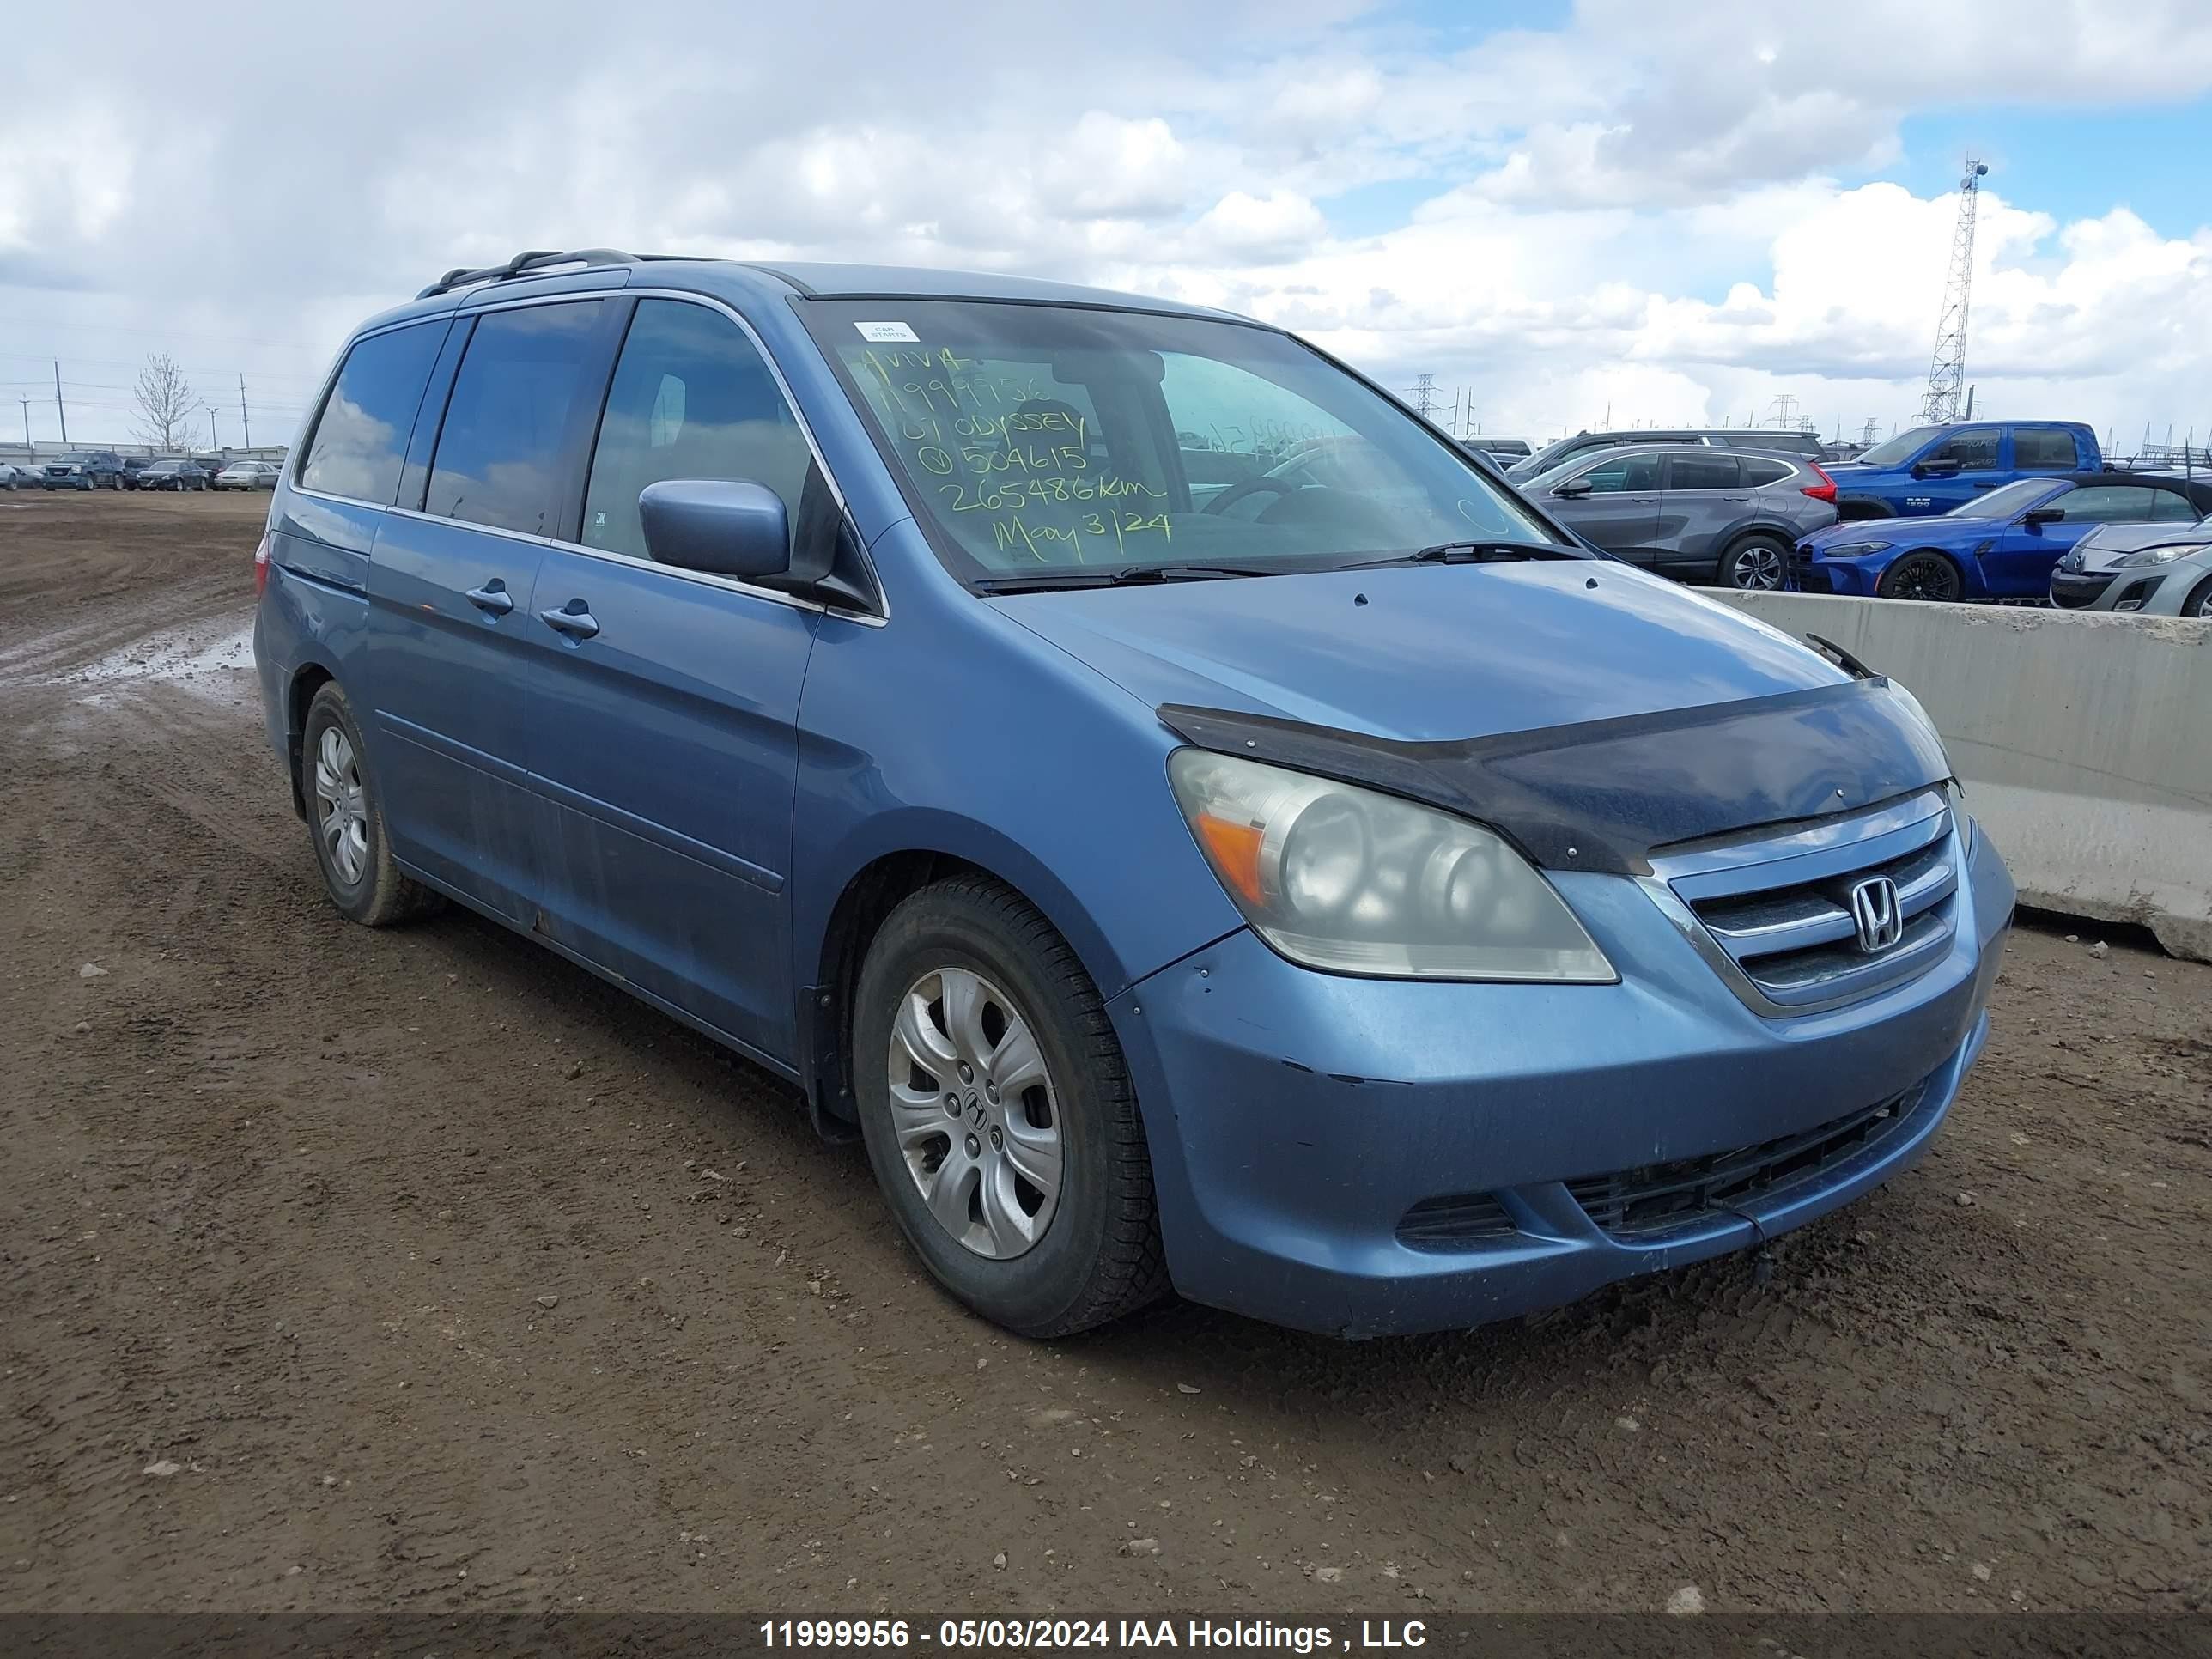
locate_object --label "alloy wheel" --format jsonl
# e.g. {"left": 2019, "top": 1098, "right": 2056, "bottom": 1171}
{"left": 1729, "top": 542, "right": 1785, "bottom": 590}
{"left": 311, "top": 726, "right": 369, "bottom": 886}
{"left": 885, "top": 966, "right": 1063, "bottom": 1259}
{"left": 1887, "top": 554, "right": 1960, "bottom": 602}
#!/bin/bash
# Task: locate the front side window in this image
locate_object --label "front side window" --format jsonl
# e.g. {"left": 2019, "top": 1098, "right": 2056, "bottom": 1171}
{"left": 427, "top": 301, "right": 603, "bottom": 537}
{"left": 2054, "top": 486, "right": 2160, "bottom": 524}
{"left": 2011, "top": 428, "right": 2078, "bottom": 471}
{"left": 583, "top": 300, "right": 812, "bottom": 560}
{"left": 1572, "top": 453, "right": 1662, "bottom": 494}
{"left": 803, "top": 299, "right": 1558, "bottom": 580}
{"left": 299, "top": 319, "right": 447, "bottom": 503}
{"left": 1929, "top": 429, "right": 2000, "bottom": 471}
{"left": 1855, "top": 425, "right": 1942, "bottom": 468}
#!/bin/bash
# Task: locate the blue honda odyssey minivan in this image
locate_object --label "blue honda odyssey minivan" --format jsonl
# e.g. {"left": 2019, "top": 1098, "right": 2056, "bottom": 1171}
{"left": 253, "top": 250, "right": 2014, "bottom": 1338}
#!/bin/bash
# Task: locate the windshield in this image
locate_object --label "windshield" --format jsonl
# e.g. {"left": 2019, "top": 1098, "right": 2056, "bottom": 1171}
{"left": 1949, "top": 479, "right": 2059, "bottom": 520}
{"left": 802, "top": 299, "right": 1559, "bottom": 582}
{"left": 1853, "top": 426, "right": 1942, "bottom": 468}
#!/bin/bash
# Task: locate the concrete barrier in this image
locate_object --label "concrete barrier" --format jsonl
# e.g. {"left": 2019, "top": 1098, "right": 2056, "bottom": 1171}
{"left": 1714, "top": 592, "right": 2212, "bottom": 963}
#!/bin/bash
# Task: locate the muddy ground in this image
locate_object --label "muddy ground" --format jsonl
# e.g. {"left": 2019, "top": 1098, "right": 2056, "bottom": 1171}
{"left": 1, "top": 489, "right": 2207, "bottom": 1618}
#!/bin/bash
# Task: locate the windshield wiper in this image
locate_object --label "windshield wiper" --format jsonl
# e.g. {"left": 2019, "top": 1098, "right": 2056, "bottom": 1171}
{"left": 1403, "top": 540, "right": 1581, "bottom": 564}
{"left": 974, "top": 564, "right": 1274, "bottom": 593}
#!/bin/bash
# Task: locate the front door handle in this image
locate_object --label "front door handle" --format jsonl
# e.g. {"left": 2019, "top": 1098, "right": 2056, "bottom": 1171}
{"left": 1972, "top": 481, "right": 1997, "bottom": 490}
{"left": 465, "top": 580, "right": 514, "bottom": 616}
{"left": 540, "top": 601, "right": 600, "bottom": 640}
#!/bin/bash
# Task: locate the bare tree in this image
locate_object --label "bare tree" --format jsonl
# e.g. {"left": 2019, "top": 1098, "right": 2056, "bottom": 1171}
{"left": 133, "top": 352, "right": 198, "bottom": 450}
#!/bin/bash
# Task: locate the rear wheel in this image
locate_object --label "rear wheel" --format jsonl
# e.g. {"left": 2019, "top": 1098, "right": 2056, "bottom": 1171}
{"left": 1722, "top": 533, "right": 1789, "bottom": 591}
{"left": 299, "top": 683, "right": 445, "bottom": 927}
{"left": 1877, "top": 550, "right": 1962, "bottom": 602}
{"left": 852, "top": 876, "right": 1167, "bottom": 1337}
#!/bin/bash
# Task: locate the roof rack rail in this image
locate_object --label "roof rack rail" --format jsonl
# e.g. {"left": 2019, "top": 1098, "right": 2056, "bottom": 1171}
{"left": 416, "top": 247, "right": 637, "bottom": 301}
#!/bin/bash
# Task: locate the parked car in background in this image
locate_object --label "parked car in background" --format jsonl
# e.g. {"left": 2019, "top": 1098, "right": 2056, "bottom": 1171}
{"left": 253, "top": 250, "right": 2012, "bottom": 1340}
{"left": 2051, "top": 510, "right": 2212, "bottom": 617}
{"left": 0, "top": 459, "right": 39, "bottom": 489}
{"left": 1461, "top": 435, "right": 1533, "bottom": 460}
{"left": 1507, "top": 428, "right": 1827, "bottom": 483}
{"left": 134, "top": 457, "right": 219, "bottom": 491}
{"left": 1790, "top": 471, "right": 2212, "bottom": 601}
{"left": 216, "top": 459, "right": 282, "bottom": 490}
{"left": 42, "top": 451, "right": 127, "bottom": 489}
{"left": 1819, "top": 422, "right": 2102, "bottom": 521}
{"left": 1527, "top": 444, "right": 1838, "bottom": 587}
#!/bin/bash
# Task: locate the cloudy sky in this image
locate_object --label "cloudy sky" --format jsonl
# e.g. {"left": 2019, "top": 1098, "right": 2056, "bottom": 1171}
{"left": 3, "top": 0, "right": 2209, "bottom": 453}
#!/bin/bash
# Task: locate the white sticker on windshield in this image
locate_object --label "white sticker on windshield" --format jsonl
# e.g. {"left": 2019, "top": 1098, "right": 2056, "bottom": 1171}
{"left": 854, "top": 321, "right": 919, "bottom": 343}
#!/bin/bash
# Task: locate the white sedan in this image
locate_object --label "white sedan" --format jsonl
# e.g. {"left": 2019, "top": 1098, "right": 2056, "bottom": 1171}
{"left": 214, "top": 460, "right": 281, "bottom": 491}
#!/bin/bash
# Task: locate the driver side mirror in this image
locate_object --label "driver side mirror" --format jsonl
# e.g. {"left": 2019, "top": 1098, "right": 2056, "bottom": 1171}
{"left": 1553, "top": 477, "right": 1593, "bottom": 499}
{"left": 2021, "top": 505, "right": 2064, "bottom": 527}
{"left": 639, "top": 479, "right": 790, "bottom": 580}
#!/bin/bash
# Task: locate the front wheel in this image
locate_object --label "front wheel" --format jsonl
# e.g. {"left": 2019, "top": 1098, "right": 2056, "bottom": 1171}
{"left": 852, "top": 876, "right": 1167, "bottom": 1337}
{"left": 1723, "top": 534, "right": 1789, "bottom": 591}
{"left": 299, "top": 683, "right": 445, "bottom": 927}
{"left": 1878, "top": 550, "right": 1962, "bottom": 602}
{"left": 2183, "top": 576, "right": 2212, "bottom": 620}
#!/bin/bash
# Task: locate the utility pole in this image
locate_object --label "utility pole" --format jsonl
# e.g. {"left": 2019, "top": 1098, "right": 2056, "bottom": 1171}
{"left": 17, "top": 398, "right": 29, "bottom": 447}
{"left": 1406, "top": 373, "right": 1440, "bottom": 422}
{"left": 53, "top": 361, "right": 67, "bottom": 444}
{"left": 239, "top": 375, "right": 252, "bottom": 449}
{"left": 1768, "top": 393, "right": 1799, "bottom": 429}
{"left": 205, "top": 404, "right": 222, "bottom": 450}
{"left": 1919, "top": 158, "right": 1989, "bottom": 423}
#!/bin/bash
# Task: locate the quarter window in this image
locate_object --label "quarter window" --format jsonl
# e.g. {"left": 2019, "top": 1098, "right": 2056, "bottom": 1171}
{"left": 298, "top": 320, "right": 447, "bottom": 503}
{"left": 2011, "top": 428, "right": 2077, "bottom": 471}
{"left": 2149, "top": 491, "right": 2203, "bottom": 521}
{"left": 583, "top": 301, "right": 813, "bottom": 560}
{"left": 427, "top": 301, "right": 604, "bottom": 538}
{"left": 1741, "top": 458, "right": 1796, "bottom": 487}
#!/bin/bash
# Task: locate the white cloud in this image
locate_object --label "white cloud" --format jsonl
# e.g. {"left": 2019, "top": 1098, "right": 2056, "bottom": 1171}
{"left": 1, "top": 0, "right": 2209, "bottom": 448}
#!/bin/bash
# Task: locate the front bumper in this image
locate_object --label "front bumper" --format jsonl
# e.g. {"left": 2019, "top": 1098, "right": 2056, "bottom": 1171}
{"left": 1789, "top": 543, "right": 1884, "bottom": 595}
{"left": 1111, "top": 821, "right": 2014, "bottom": 1337}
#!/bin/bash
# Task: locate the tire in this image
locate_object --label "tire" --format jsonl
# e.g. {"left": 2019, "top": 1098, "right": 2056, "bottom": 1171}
{"left": 2183, "top": 575, "right": 2212, "bottom": 620}
{"left": 1722, "top": 532, "right": 1790, "bottom": 591}
{"left": 299, "top": 683, "right": 445, "bottom": 927}
{"left": 852, "top": 875, "right": 1167, "bottom": 1337}
{"left": 1877, "top": 550, "right": 1963, "bottom": 602}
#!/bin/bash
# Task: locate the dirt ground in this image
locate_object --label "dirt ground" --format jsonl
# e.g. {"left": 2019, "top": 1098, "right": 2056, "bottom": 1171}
{"left": 2, "top": 488, "right": 2208, "bottom": 1619}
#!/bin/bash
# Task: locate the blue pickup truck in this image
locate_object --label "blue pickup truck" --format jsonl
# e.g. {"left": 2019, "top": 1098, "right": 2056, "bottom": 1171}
{"left": 1826, "top": 421, "right": 2100, "bottom": 521}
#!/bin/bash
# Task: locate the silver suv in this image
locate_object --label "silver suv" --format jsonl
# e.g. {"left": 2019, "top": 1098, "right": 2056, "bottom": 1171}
{"left": 1528, "top": 445, "right": 1841, "bottom": 589}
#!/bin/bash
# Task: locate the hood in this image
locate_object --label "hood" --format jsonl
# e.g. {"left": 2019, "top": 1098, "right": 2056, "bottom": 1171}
{"left": 1803, "top": 515, "right": 1996, "bottom": 553}
{"left": 994, "top": 560, "right": 1845, "bottom": 744}
{"left": 2073, "top": 520, "right": 2212, "bottom": 570}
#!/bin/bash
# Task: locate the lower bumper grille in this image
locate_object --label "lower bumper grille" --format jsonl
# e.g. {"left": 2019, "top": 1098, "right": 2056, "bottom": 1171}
{"left": 2049, "top": 572, "right": 2112, "bottom": 609}
{"left": 1568, "top": 1082, "right": 1929, "bottom": 1238}
{"left": 1395, "top": 1191, "right": 1516, "bottom": 1250}
{"left": 1788, "top": 547, "right": 1833, "bottom": 592}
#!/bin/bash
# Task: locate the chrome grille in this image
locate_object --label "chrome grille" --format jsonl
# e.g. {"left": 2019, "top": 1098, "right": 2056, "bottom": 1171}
{"left": 1647, "top": 789, "right": 1959, "bottom": 1014}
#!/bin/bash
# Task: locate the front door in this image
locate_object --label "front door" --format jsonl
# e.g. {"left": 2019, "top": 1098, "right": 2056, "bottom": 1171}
{"left": 520, "top": 297, "right": 823, "bottom": 1063}
{"left": 1547, "top": 451, "right": 1661, "bottom": 558}
{"left": 1905, "top": 428, "right": 2001, "bottom": 515}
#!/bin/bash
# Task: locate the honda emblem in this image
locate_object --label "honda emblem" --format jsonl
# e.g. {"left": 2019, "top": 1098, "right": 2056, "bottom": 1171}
{"left": 1850, "top": 876, "right": 1903, "bottom": 954}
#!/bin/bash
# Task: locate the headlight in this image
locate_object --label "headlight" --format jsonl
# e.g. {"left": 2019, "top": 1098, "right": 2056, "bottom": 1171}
{"left": 1826, "top": 541, "right": 1893, "bottom": 558}
{"left": 2113, "top": 545, "right": 2196, "bottom": 568}
{"left": 1167, "top": 750, "right": 1615, "bottom": 981}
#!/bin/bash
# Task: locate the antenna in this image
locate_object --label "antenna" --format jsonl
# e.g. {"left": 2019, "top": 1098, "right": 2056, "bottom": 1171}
{"left": 1919, "top": 158, "right": 1989, "bottom": 424}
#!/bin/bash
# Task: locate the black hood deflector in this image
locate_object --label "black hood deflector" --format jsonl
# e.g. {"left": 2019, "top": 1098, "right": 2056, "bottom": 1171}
{"left": 1158, "top": 679, "right": 1953, "bottom": 878}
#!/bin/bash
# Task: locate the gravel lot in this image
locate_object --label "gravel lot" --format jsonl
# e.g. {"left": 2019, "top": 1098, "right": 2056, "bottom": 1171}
{"left": 3, "top": 489, "right": 2208, "bottom": 1616}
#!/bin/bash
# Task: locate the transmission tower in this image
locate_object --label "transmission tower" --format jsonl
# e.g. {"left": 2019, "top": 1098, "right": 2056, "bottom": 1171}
{"left": 1918, "top": 158, "right": 1989, "bottom": 424}
{"left": 1407, "top": 373, "right": 1440, "bottom": 421}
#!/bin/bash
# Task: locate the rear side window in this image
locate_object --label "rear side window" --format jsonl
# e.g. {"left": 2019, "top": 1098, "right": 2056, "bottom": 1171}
{"left": 2012, "top": 428, "right": 2077, "bottom": 471}
{"left": 298, "top": 320, "right": 446, "bottom": 503}
{"left": 1665, "top": 454, "right": 1741, "bottom": 490}
{"left": 427, "top": 301, "right": 604, "bottom": 537}
{"left": 1741, "top": 458, "right": 1796, "bottom": 486}
{"left": 584, "top": 301, "right": 814, "bottom": 561}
